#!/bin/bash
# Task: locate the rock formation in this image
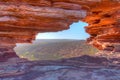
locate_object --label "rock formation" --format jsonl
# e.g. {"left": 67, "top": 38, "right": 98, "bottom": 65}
{"left": 85, "top": 0, "right": 120, "bottom": 51}
{"left": 0, "top": 0, "right": 120, "bottom": 79}
{"left": 0, "top": 55, "right": 120, "bottom": 80}
{"left": 0, "top": 0, "right": 119, "bottom": 59}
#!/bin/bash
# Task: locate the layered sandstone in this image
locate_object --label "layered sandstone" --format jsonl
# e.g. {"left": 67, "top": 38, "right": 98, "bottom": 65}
{"left": 0, "top": 0, "right": 120, "bottom": 79}
{"left": 85, "top": 1, "right": 120, "bottom": 51}
{"left": 0, "top": 0, "right": 119, "bottom": 60}
{"left": 0, "top": 55, "right": 120, "bottom": 80}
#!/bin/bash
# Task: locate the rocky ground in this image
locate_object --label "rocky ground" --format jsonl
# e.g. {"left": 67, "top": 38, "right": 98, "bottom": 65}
{"left": 0, "top": 55, "right": 120, "bottom": 80}
{"left": 0, "top": 0, "right": 119, "bottom": 80}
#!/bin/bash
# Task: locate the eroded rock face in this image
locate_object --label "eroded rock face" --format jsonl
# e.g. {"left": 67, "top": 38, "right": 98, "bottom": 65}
{"left": 0, "top": 1, "right": 120, "bottom": 79}
{"left": 0, "top": 55, "right": 120, "bottom": 80}
{"left": 85, "top": 1, "right": 120, "bottom": 50}
{"left": 0, "top": 0, "right": 119, "bottom": 59}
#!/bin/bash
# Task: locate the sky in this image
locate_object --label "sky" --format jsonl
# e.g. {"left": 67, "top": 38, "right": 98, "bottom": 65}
{"left": 36, "top": 21, "right": 89, "bottom": 40}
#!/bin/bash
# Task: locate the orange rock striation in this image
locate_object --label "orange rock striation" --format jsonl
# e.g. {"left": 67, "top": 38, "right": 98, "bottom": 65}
{"left": 0, "top": 0, "right": 119, "bottom": 60}
{"left": 85, "top": 0, "right": 120, "bottom": 51}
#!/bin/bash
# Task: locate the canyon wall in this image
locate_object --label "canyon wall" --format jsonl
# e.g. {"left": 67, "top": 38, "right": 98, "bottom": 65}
{"left": 0, "top": 0, "right": 119, "bottom": 60}
{"left": 85, "top": 0, "right": 120, "bottom": 51}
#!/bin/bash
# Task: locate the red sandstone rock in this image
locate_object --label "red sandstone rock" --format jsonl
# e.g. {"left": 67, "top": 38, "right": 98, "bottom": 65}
{"left": 0, "top": 1, "right": 120, "bottom": 79}
{"left": 85, "top": 1, "right": 120, "bottom": 50}
{"left": 0, "top": 0, "right": 119, "bottom": 60}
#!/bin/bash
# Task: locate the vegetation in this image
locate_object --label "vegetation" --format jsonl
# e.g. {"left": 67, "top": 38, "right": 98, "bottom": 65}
{"left": 15, "top": 39, "right": 98, "bottom": 60}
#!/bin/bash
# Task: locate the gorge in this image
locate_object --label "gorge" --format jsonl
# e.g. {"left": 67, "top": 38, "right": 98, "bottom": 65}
{"left": 0, "top": 0, "right": 120, "bottom": 80}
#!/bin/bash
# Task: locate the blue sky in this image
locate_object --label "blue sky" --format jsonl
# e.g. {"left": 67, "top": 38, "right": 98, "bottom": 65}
{"left": 36, "top": 21, "right": 89, "bottom": 40}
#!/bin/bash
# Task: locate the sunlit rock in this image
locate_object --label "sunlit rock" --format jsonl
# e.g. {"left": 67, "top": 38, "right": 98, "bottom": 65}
{"left": 0, "top": 0, "right": 119, "bottom": 79}
{"left": 0, "top": 0, "right": 119, "bottom": 59}
{"left": 85, "top": 1, "right": 120, "bottom": 51}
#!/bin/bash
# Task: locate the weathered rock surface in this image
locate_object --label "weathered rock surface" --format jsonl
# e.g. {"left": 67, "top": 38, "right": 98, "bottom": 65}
{"left": 0, "top": 0, "right": 119, "bottom": 79}
{"left": 85, "top": 0, "right": 120, "bottom": 50}
{"left": 0, "top": 0, "right": 119, "bottom": 58}
{"left": 0, "top": 55, "right": 120, "bottom": 80}
{"left": 0, "top": 44, "right": 18, "bottom": 62}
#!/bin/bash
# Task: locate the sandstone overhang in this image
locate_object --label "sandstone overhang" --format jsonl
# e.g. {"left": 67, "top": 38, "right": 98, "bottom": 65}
{"left": 0, "top": 0, "right": 119, "bottom": 60}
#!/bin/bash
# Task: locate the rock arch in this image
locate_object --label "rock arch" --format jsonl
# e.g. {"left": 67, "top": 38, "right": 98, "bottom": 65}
{"left": 0, "top": 0, "right": 120, "bottom": 60}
